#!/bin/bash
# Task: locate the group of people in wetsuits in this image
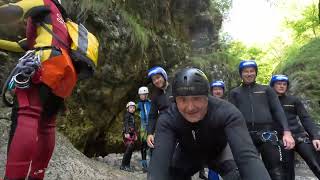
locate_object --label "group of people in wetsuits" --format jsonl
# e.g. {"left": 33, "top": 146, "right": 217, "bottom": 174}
{"left": 125, "top": 60, "right": 320, "bottom": 180}
{"left": 0, "top": 0, "right": 319, "bottom": 179}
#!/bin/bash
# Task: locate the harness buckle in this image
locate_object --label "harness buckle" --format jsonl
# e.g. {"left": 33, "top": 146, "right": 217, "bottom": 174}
{"left": 261, "top": 131, "right": 278, "bottom": 143}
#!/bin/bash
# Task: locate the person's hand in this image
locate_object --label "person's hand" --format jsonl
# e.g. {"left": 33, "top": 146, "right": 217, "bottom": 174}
{"left": 134, "top": 135, "right": 138, "bottom": 141}
{"left": 282, "top": 131, "right": 295, "bottom": 150}
{"left": 124, "top": 133, "right": 130, "bottom": 139}
{"left": 312, "top": 139, "right": 320, "bottom": 151}
{"left": 147, "top": 134, "right": 154, "bottom": 148}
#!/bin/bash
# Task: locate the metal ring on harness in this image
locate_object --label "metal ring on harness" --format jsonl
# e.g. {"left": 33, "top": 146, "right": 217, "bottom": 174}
{"left": 262, "top": 132, "right": 272, "bottom": 142}
{"left": 261, "top": 131, "right": 278, "bottom": 142}
{"left": 13, "top": 73, "right": 31, "bottom": 89}
{"left": 297, "top": 136, "right": 311, "bottom": 144}
{"left": 1, "top": 50, "right": 41, "bottom": 107}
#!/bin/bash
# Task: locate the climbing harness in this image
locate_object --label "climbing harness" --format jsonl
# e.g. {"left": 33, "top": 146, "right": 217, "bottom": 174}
{"left": 250, "top": 130, "right": 283, "bottom": 162}
{"left": 261, "top": 131, "right": 278, "bottom": 142}
{"left": 296, "top": 135, "right": 311, "bottom": 144}
{"left": 261, "top": 131, "right": 283, "bottom": 161}
{"left": 2, "top": 50, "right": 41, "bottom": 106}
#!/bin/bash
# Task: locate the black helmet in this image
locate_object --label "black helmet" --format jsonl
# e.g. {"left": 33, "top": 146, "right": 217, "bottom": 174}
{"left": 172, "top": 68, "right": 209, "bottom": 98}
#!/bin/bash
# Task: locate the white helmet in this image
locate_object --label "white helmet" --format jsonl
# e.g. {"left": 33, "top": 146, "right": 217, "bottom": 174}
{"left": 126, "top": 101, "right": 136, "bottom": 108}
{"left": 138, "top": 86, "right": 149, "bottom": 95}
{"left": 57, "top": 0, "right": 62, "bottom": 4}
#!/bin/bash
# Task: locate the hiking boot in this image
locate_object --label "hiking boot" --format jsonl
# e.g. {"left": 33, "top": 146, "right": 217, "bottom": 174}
{"left": 120, "top": 166, "right": 134, "bottom": 172}
{"left": 142, "top": 166, "right": 148, "bottom": 173}
{"left": 141, "top": 160, "right": 148, "bottom": 173}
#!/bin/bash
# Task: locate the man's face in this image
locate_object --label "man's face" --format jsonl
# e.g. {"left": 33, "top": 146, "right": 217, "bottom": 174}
{"left": 128, "top": 106, "right": 136, "bottom": 113}
{"left": 241, "top": 67, "right": 256, "bottom": 84}
{"left": 176, "top": 96, "right": 208, "bottom": 123}
{"left": 211, "top": 87, "right": 224, "bottom": 98}
{"left": 273, "top": 81, "right": 288, "bottom": 95}
{"left": 139, "top": 94, "right": 148, "bottom": 101}
{"left": 152, "top": 74, "right": 165, "bottom": 89}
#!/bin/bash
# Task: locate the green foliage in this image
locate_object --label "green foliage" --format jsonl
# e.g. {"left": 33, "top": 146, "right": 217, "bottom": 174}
{"left": 210, "top": 0, "right": 232, "bottom": 16}
{"left": 90, "top": 0, "right": 113, "bottom": 12}
{"left": 274, "top": 42, "right": 301, "bottom": 73}
{"left": 224, "top": 40, "right": 274, "bottom": 84}
{"left": 227, "top": 41, "right": 266, "bottom": 60}
{"left": 119, "top": 10, "right": 150, "bottom": 53}
{"left": 285, "top": 3, "right": 320, "bottom": 43}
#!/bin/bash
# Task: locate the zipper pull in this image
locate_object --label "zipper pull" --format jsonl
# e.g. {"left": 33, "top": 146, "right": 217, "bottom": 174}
{"left": 192, "top": 130, "right": 196, "bottom": 141}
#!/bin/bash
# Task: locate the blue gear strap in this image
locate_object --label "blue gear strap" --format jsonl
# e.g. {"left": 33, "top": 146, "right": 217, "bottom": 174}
{"left": 208, "top": 169, "right": 219, "bottom": 180}
{"left": 8, "top": 78, "right": 15, "bottom": 90}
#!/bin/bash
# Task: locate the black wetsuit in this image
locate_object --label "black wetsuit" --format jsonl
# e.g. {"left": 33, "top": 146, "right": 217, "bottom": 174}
{"left": 147, "top": 86, "right": 172, "bottom": 135}
{"left": 229, "top": 83, "right": 289, "bottom": 131}
{"left": 229, "top": 82, "right": 289, "bottom": 180}
{"left": 148, "top": 96, "right": 271, "bottom": 180}
{"left": 279, "top": 95, "right": 320, "bottom": 179}
{"left": 121, "top": 111, "right": 137, "bottom": 167}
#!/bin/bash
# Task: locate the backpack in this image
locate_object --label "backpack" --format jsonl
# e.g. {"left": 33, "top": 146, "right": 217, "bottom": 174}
{"left": 40, "top": 1, "right": 99, "bottom": 79}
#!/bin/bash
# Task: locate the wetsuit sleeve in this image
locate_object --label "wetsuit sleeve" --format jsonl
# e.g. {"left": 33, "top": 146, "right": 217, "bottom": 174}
{"left": 123, "top": 113, "right": 129, "bottom": 133}
{"left": 295, "top": 98, "right": 320, "bottom": 139}
{"left": 228, "top": 89, "right": 238, "bottom": 107}
{"left": 221, "top": 103, "right": 271, "bottom": 180}
{"left": 148, "top": 113, "right": 176, "bottom": 180}
{"left": 266, "top": 87, "right": 289, "bottom": 131}
{"left": 0, "top": 0, "right": 48, "bottom": 24}
{"left": 147, "top": 99, "right": 159, "bottom": 135}
{"left": 0, "top": 38, "right": 27, "bottom": 52}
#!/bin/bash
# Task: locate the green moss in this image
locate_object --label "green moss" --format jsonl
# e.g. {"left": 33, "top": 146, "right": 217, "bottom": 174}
{"left": 119, "top": 10, "right": 150, "bottom": 53}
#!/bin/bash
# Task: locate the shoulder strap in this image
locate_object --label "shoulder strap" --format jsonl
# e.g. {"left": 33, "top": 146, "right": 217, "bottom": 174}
{"left": 51, "top": 0, "right": 69, "bottom": 20}
{"left": 39, "top": 21, "right": 70, "bottom": 50}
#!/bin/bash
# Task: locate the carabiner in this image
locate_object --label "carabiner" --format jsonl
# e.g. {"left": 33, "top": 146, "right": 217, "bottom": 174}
{"left": 13, "top": 72, "right": 30, "bottom": 89}
{"left": 262, "top": 132, "right": 272, "bottom": 142}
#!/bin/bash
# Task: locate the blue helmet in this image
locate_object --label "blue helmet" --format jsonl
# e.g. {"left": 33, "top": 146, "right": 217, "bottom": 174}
{"left": 210, "top": 80, "right": 225, "bottom": 91}
{"left": 270, "top": 74, "right": 289, "bottom": 87}
{"left": 239, "top": 60, "right": 258, "bottom": 75}
{"left": 147, "top": 66, "right": 168, "bottom": 82}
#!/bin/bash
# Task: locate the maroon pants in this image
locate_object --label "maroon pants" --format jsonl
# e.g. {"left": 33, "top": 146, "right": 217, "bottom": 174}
{"left": 5, "top": 85, "right": 61, "bottom": 179}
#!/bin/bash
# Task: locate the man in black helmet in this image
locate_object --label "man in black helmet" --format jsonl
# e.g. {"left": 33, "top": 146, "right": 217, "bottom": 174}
{"left": 148, "top": 67, "right": 271, "bottom": 180}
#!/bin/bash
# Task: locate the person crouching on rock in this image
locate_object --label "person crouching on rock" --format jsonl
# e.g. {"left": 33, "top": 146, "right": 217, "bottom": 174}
{"left": 120, "top": 101, "right": 138, "bottom": 172}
